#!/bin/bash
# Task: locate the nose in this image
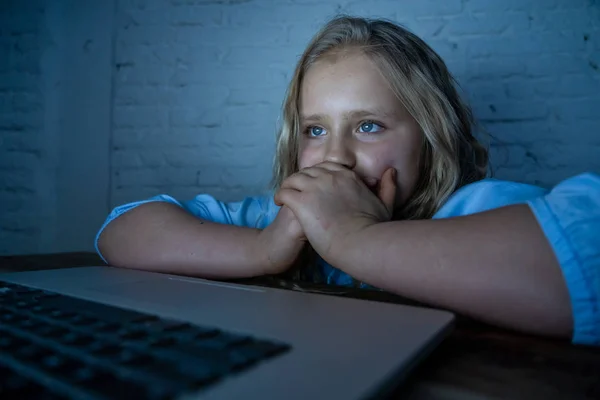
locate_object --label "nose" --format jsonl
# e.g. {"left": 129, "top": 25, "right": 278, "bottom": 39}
{"left": 323, "top": 136, "right": 356, "bottom": 169}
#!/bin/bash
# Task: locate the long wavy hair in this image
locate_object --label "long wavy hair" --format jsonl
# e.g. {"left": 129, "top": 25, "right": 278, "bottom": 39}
{"left": 272, "top": 15, "right": 489, "bottom": 283}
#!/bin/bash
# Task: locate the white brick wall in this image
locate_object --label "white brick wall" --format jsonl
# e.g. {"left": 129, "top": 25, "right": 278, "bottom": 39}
{"left": 111, "top": 0, "right": 600, "bottom": 210}
{"left": 0, "top": 0, "right": 113, "bottom": 256}
{"left": 1, "top": 0, "right": 599, "bottom": 255}
{"left": 0, "top": 0, "right": 52, "bottom": 255}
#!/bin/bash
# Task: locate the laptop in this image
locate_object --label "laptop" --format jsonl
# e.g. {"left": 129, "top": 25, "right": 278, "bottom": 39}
{"left": 0, "top": 266, "right": 454, "bottom": 399}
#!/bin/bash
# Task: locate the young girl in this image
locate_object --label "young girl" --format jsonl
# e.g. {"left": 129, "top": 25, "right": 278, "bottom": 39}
{"left": 97, "top": 16, "right": 600, "bottom": 346}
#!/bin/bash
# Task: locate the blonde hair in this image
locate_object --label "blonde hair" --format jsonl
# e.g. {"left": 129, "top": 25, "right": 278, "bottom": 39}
{"left": 273, "top": 15, "right": 488, "bottom": 220}
{"left": 271, "top": 15, "right": 489, "bottom": 284}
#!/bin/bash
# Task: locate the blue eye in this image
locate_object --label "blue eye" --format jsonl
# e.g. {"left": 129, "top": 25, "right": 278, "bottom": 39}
{"left": 359, "top": 121, "right": 383, "bottom": 133}
{"left": 308, "top": 126, "right": 326, "bottom": 137}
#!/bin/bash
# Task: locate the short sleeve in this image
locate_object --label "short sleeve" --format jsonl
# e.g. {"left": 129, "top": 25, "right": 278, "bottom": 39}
{"left": 433, "top": 178, "right": 548, "bottom": 218}
{"left": 526, "top": 173, "right": 600, "bottom": 346}
{"left": 94, "top": 193, "right": 279, "bottom": 263}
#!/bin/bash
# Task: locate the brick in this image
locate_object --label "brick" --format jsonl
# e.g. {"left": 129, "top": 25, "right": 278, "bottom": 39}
{"left": 0, "top": 132, "right": 41, "bottom": 152}
{"left": 120, "top": 9, "right": 166, "bottom": 26}
{"left": 466, "top": 0, "right": 563, "bottom": 13}
{"left": 163, "top": 147, "right": 217, "bottom": 168}
{"left": 228, "top": 3, "right": 341, "bottom": 26}
{"left": 525, "top": 54, "right": 591, "bottom": 77}
{"left": 555, "top": 121, "right": 600, "bottom": 145}
{"left": 113, "top": 107, "right": 168, "bottom": 129}
{"left": 226, "top": 86, "right": 284, "bottom": 107}
{"left": 552, "top": 99, "right": 600, "bottom": 120}
{"left": 466, "top": 57, "right": 527, "bottom": 81}
{"left": 118, "top": 0, "right": 166, "bottom": 10}
{"left": 196, "top": 167, "right": 224, "bottom": 187}
{"left": 285, "top": 22, "right": 327, "bottom": 48}
{"left": 169, "top": 0, "right": 254, "bottom": 5}
{"left": 530, "top": 10, "right": 596, "bottom": 31}
{"left": 153, "top": 45, "right": 224, "bottom": 67}
{"left": 117, "top": 26, "right": 176, "bottom": 46}
{"left": 0, "top": 214, "right": 39, "bottom": 233}
{"left": 168, "top": 106, "right": 226, "bottom": 128}
{"left": 0, "top": 170, "right": 36, "bottom": 193}
{"left": 536, "top": 74, "right": 600, "bottom": 98}
{"left": 7, "top": 51, "right": 41, "bottom": 74}
{"left": 163, "top": 84, "right": 230, "bottom": 108}
{"left": 0, "top": 72, "right": 40, "bottom": 92}
{"left": 402, "top": 19, "right": 446, "bottom": 39}
{"left": 464, "top": 81, "right": 508, "bottom": 103}
{"left": 112, "top": 127, "right": 212, "bottom": 148}
{"left": 530, "top": 142, "right": 600, "bottom": 169}
{"left": 10, "top": 33, "right": 42, "bottom": 53}
{"left": 397, "top": 0, "right": 463, "bottom": 17}
{"left": 115, "top": 167, "right": 197, "bottom": 188}
{"left": 169, "top": 66, "right": 287, "bottom": 88}
{"left": 0, "top": 150, "right": 40, "bottom": 170}
{"left": 11, "top": 92, "right": 43, "bottom": 112}
{"left": 0, "top": 112, "right": 43, "bottom": 131}
{"left": 114, "top": 86, "right": 164, "bottom": 106}
{"left": 1, "top": 14, "right": 40, "bottom": 35}
{"left": 489, "top": 143, "right": 540, "bottom": 168}
{"left": 473, "top": 101, "right": 549, "bottom": 122}
{"left": 174, "top": 25, "right": 287, "bottom": 47}
{"left": 223, "top": 165, "right": 272, "bottom": 188}
{"left": 466, "top": 32, "right": 585, "bottom": 58}
{"left": 504, "top": 80, "right": 537, "bottom": 100}
{"left": 169, "top": 5, "right": 223, "bottom": 26}
{"left": 222, "top": 46, "right": 299, "bottom": 69}
{"left": 115, "top": 64, "right": 170, "bottom": 86}
{"left": 112, "top": 149, "right": 166, "bottom": 169}
{"left": 221, "top": 104, "right": 279, "bottom": 129}
{"left": 341, "top": 1, "right": 397, "bottom": 20}
{"left": 443, "top": 13, "right": 529, "bottom": 36}
{"left": 0, "top": 191, "right": 37, "bottom": 213}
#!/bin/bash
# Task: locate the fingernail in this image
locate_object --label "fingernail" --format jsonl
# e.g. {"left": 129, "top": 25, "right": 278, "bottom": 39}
{"left": 392, "top": 168, "right": 397, "bottom": 180}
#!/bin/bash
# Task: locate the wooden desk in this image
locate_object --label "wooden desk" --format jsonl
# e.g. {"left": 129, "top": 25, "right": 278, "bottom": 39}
{"left": 1, "top": 253, "right": 599, "bottom": 400}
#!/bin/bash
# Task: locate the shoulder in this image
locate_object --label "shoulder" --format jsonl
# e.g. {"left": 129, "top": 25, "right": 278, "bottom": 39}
{"left": 433, "top": 177, "right": 548, "bottom": 218}
{"left": 526, "top": 172, "right": 600, "bottom": 345}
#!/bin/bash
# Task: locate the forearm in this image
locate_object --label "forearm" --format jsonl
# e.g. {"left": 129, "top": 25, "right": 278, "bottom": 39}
{"left": 335, "top": 204, "right": 572, "bottom": 338}
{"left": 97, "top": 202, "right": 267, "bottom": 279}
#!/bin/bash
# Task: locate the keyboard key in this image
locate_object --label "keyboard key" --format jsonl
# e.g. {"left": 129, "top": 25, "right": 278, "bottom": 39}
{"left": 134, "top": 318, "right": 193, "bottom": 333}
{"left": 115, "top": 349, "right": 153, "bottom": 367}
{"left": 57, "top": 332, "right": 95, "bottom": 347}
{"left": 16, "top": 344, "right": 53, "bottom": 362}
{"left": 117, "top": 328, "right": 150, "bottom": 341}
{"left": 0, "top": 280, "right": 292, "bottom": 400}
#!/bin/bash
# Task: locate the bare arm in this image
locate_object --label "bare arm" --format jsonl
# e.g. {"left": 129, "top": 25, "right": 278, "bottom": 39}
{"left": 335, "top": 204, "right": 573, "bottom": 338}
{"left": 97, "top": 202, "right": 303, "bottom": 279}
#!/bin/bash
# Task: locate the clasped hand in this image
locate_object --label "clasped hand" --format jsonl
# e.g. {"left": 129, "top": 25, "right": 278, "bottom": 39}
{"left": 263, "top": 161, "right": 396, "bottom": 272}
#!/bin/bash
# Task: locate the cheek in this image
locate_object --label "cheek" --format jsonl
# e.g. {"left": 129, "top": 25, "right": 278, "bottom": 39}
{"left": 359, "top": 141, "right": 421, "bottom": 203}
{"left": 297, "top": 139, "right": 325, "bottom": 170}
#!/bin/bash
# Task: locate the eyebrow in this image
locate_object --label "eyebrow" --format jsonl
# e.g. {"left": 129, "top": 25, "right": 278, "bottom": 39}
{"left": 300, "top": 109, "right": 394, "bottom": 122}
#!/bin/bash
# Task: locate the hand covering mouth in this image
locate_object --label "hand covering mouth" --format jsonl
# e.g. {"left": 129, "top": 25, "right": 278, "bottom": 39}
{"left": 363, "top": 177, "right": 379, "bottom": 194}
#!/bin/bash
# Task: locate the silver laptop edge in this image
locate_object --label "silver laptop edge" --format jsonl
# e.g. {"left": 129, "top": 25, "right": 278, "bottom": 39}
{"left": 0, "top": 266, "right": 454, "bottom": 400}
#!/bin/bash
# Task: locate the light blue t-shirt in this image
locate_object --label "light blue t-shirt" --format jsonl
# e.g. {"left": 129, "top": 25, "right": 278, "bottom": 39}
{"left": 95, "top": 173, "right": 600, "bottom": 346}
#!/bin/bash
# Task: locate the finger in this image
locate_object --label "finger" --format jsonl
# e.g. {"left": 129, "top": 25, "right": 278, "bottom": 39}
{"left": 280, "top": 171, "right": 314, "bottom": 191}
{"left": 274, "top": 188, "right": 303, "bottom": 210}
{"left": 313, "top": 162, "right": 367, "bottom": 185}
{"left": 378, "top": 167, "right": 397, "bottom": 216}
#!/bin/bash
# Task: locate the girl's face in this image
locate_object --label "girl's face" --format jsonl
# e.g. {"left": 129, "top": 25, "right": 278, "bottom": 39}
{"left": 298, "top": 52, "right": 423, "bottom": 206}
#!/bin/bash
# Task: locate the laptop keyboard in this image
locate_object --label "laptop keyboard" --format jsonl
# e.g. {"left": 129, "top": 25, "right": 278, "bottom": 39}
{"left": 0, "top": 280, "right": 291, "bottom": 399}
